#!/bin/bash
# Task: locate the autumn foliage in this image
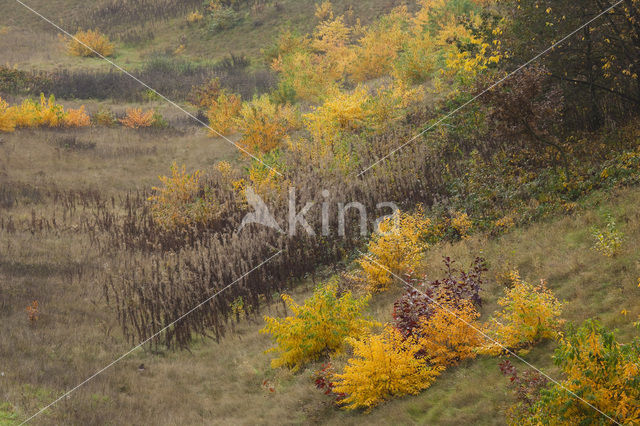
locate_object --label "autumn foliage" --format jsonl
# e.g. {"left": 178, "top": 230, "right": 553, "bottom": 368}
{"left": 357, "top": 209, "right": 433, "bottom": 292}
{"left": 0, "top": 97, "right": 16, "bottom": 132}
{"left": 418, "top": 298, "right": 484, "bottom": 367}
{"left": 481, "top": 271, "right": 563, "bottom": 355}
{"left": 148, "top": 163, "right": 220, "bottom": 230}
{"left": 0, "top": 94, "right": 90, "bottom": 131}
{"left": 206, "top": 91, "right": 242, "bottom": 135}
{"left": 64, "top": 29, "right": 115, "bottom": 57}
{"left": 235, "top": 95, "right": 299, "bottom": 154}
{"left": 119, "top": 108, "right": 155, "bottom": 128}
{"left": 332, "top": 326, "right": 442, "bottom": 411}
{"left": 261, "top": 283, "right": 374, "bottom": 371}
{"left": 513, "top": 320, "right": 640, "bottom": 425}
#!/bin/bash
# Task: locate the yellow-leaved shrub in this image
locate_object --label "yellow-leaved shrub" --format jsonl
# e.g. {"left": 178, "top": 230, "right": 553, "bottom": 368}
{"left": 520, "top": 320, "right": 640, "bottom": 425}
{"left": 349, "top": 7, "right": 408, "bottom": 82}
{"left": 357, "top": 209, "right": 432, "bottom": 292}
{"left": 206, "top": 91, "right": 242, "bottom": 135}
{"left": 64, "top": 29, "right": 115, "bottom": 57}
{"left": 16, "top": 94, "right": 66, "bottom": 128}
{"left": 148, "top": 162, "right": 220, "bottom": 230}
{"left": 333, "top": 325, "right": 442, "bottom": 411}
{"left": 64, "top": 106, "right": 91, "bottom": 127}
{"left": 261, "top": 283, "right": 374, "bottom": 371}
{"left": 120, "top": 108, "right": 154, "bottom": 129}
{"left": 304, "top": 86, "right": 370, "bottom": 144}
{"left": 0, "top": 97, "right": 16, "bottom": 132}
{"left": 235, "top": 95, "right": 298, "bottom": 154}
{"left": 0, "top": 94, "right": 94, "bottom": 131}
{"left": 481, "top": 272, "right": 563, "bottom": 355}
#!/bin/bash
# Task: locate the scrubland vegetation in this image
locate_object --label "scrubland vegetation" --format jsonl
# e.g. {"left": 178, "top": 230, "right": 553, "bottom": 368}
{"left": 2, "top": 0, "right": 640, "bottom": 424}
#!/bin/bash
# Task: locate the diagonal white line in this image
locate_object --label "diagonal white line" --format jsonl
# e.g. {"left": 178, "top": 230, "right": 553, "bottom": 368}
{"left": 355, "top": 250, "right": 620, "bottom": 424}
{"left": 19, "top": 250, "right": 283, "bottom": 425}
{"left": 357, "top": 0, "right": 624, "bottom": 177}
{"left": 13, "top": 0, "right": 282, "bottom": 177}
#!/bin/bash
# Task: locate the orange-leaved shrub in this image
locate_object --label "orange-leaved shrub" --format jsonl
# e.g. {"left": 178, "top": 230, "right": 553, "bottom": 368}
{"left": 120, "top": 108, "right": 154, "bottom": 129}
{"left": 418, "top": 298, "right": 484, "bottom": 367}
{"left": 261, "top": 283, "right": 374, "bottom": 371}
{"left": 357, "top": 208, "right": 433, "bottom": 292}
{"left": 481, "top": 271, "right": 563, "bottom": 355}
{"left": 332, "top": 325, "right": 442, "bottom": 411}
{"left": 64, "top": 106, "right": 91, "bottom": 127}
{"left": 63, "top": 29, "right": 115, "bottom": 57}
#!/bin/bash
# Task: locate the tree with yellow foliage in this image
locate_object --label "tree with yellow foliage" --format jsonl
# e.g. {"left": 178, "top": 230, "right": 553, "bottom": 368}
{"left": 333, "top": 325, "right": 443, "bottom": 411}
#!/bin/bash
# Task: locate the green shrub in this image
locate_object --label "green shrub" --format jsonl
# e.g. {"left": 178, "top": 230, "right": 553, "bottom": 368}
{"left": 261, "top": 283, "right": 374, "bottom": 371}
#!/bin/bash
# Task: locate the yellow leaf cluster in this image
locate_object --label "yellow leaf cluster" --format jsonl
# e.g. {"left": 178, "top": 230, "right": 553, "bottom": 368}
{"left": 314, "top": 1, "right": 334, "bottom": 21}
{"left": 520, "top": 320, "right": 640, "bottom": 425}
{"left": 481, "top": 271, "right": 563, "bottom": 355}
{"left": 261, "top": 283, "right": 374, "bottom": 371}
{"left": 186, "top": 11, "right": 204, "bottom": 24}
{"left": 348, "top": 8, "right": 408, "bottom": 82}
{"left": 333, "top": 326, "right": 442, "bottom": 410}
{"left": 357, "top": 209, "right": 432, "bottom": 292}
{"left": 450, "top": 211, "right": 473, "bottom": 238}
{"left": 63, "top": 29, "right": 115, "bottom": 57}
{"left": 304, "top": 86, "right": 370, "bottom": 144}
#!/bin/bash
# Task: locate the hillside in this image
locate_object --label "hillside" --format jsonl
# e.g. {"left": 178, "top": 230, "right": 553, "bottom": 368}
{"left": 1, "top": 0, "right": 398, "bottom": 70}
{"left": 2, "top": 0, "right": 640, "bottom": 424}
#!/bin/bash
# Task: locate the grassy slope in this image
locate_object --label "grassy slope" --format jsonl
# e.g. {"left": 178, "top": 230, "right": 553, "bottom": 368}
{"left": 1, "top": 0, "right": 639, "bottom": 424}
{"left": 134, "top": 184, "right": 639, "bottom": 425}
{"left": 138, "top": 184, "right": 638, "bottom": 425}
{"left": 1, "top": 0, "right": 399, "bottom": 71}
{"left": 3, "top": 154, "right": 638, "bottom": 424}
